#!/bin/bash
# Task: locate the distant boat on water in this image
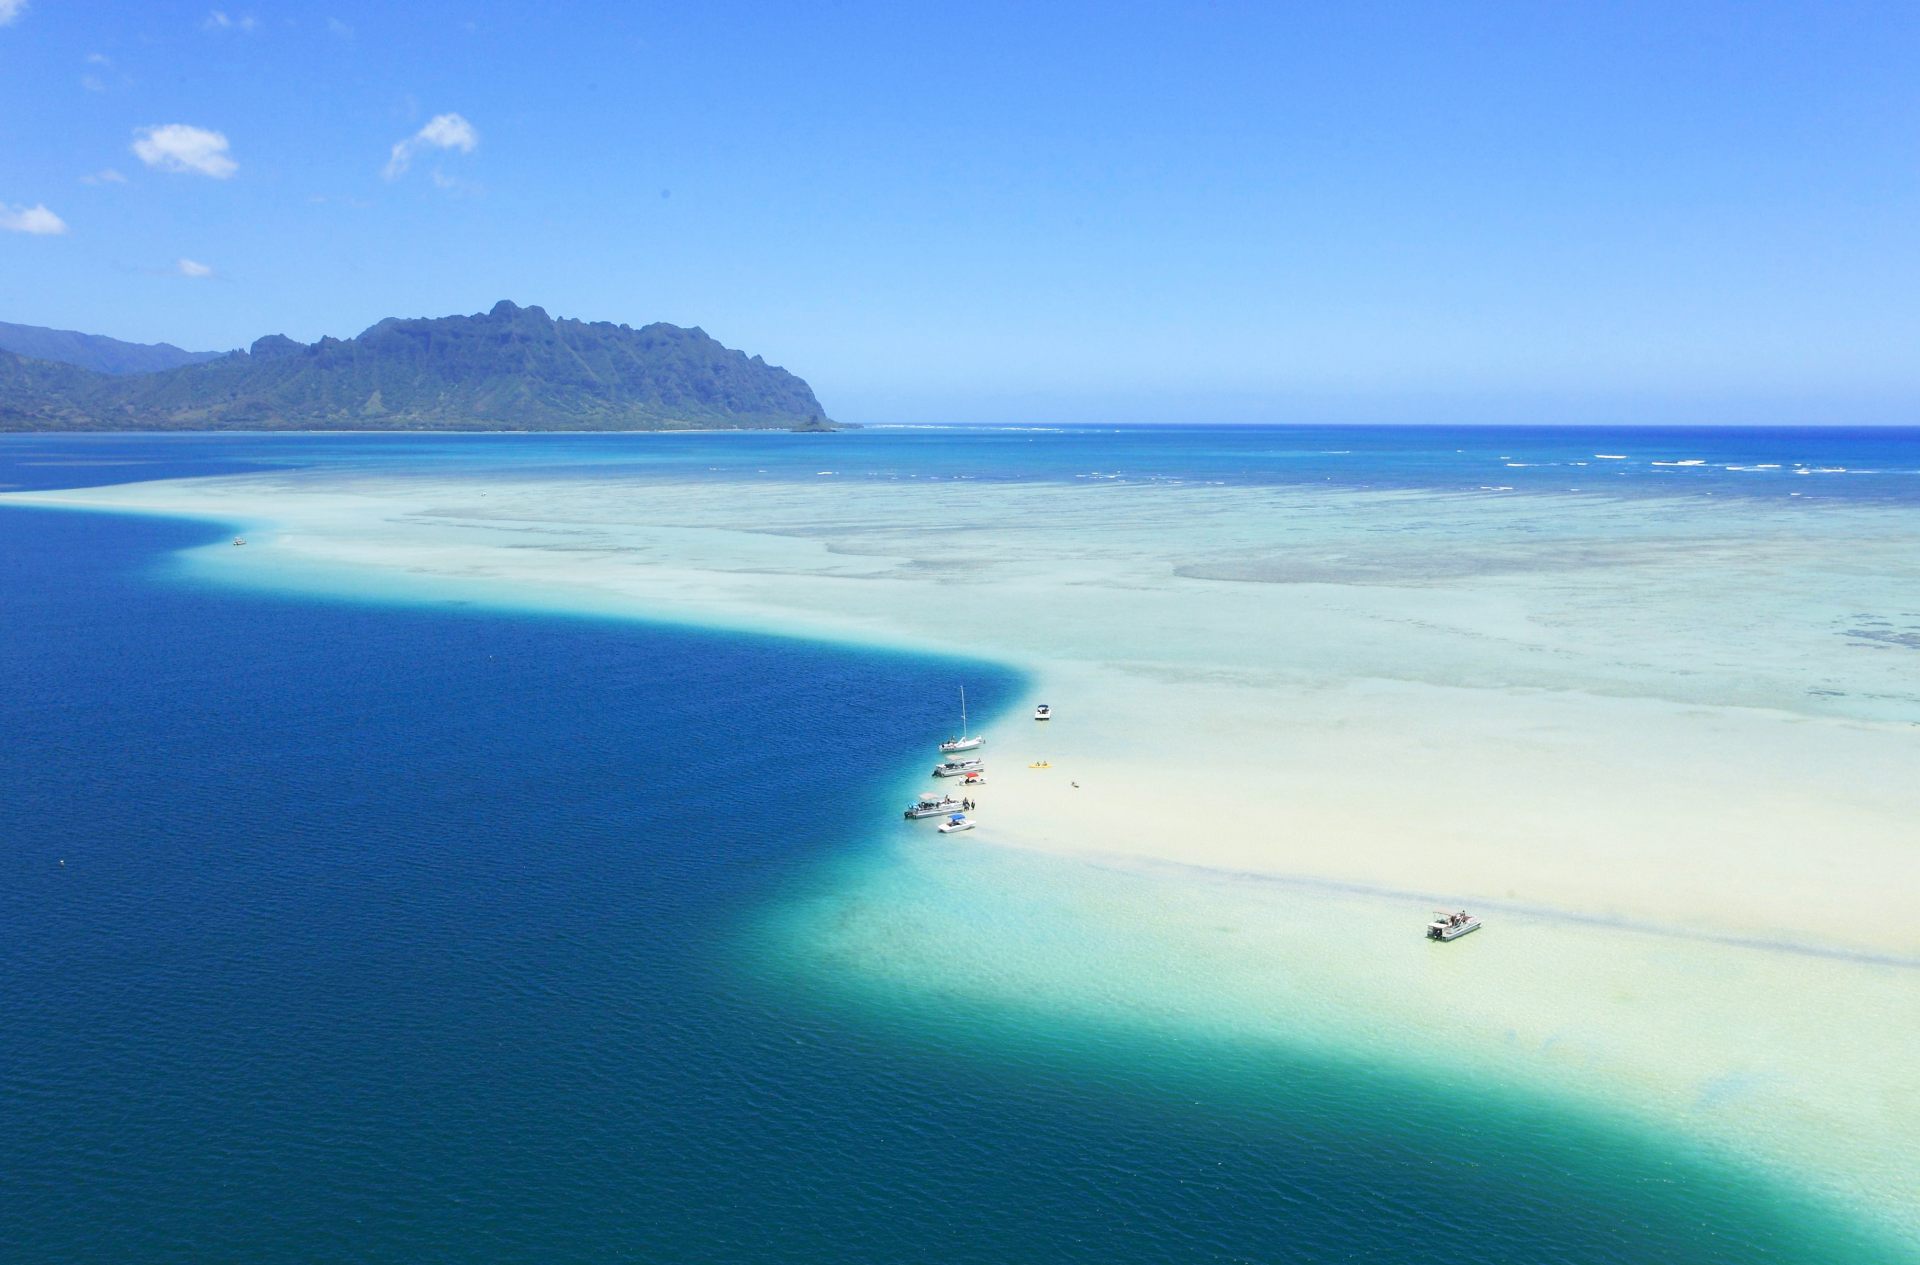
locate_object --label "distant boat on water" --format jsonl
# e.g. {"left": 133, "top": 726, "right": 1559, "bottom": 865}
{"left": 939, "top": 686, "right": 984, "bottom": 754}
{"left": 1426, "top": 909, "right": 1481, "bottom": 941}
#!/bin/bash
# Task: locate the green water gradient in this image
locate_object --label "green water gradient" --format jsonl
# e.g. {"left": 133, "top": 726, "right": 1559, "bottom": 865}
{"left": 747, "top": 830, "right": 1919, "bottom": 1264}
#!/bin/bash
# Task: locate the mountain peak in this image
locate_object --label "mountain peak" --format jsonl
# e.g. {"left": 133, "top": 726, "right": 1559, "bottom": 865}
{"left": 484, "top": 300, "right": 550, "bottom": 323}
{"left": 250, "top": 334, "right": 303, "bottom": 359}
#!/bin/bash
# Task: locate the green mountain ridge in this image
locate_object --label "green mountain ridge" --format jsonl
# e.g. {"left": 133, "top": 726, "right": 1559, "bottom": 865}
{"left": 0, "top": 301, "right": 837, "bottom": 432}
{"left": 0, "top": 320, "right": 225, "bottom": 376}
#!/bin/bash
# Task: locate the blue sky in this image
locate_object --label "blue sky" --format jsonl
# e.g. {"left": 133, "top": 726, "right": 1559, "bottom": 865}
{"left": 2, "top": 1, "right": 1917, "bottom": 425}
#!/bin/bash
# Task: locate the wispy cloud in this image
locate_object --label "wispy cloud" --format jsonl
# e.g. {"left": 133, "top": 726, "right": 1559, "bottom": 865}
{"left": 82, "top": 52, "right": 130, "bottom": 94}
{"left": 0, "top": 1, "right": 28, "bottom": 28}
{"left": 132, "top": 124, "right": 237, "bottom": 178}
{"left": 383, "top": 112, "right": 477, "bottom": 179}
{"left": 429, "top": 169, "right": 484, "bottom": 196}
{"left": 1, "top": 203, "right": 68, "bottom": 235}
{"left": 327, "top": 16, "right": 353, "bottom": 38}
{"left": 177, "top": 257, "right": 214, "bottom": 278}
{"left": 203, "top": 10, "right": 257, "bottom": 32}
{"left": 81, "top": 169, "right": 128, "bottom": 185}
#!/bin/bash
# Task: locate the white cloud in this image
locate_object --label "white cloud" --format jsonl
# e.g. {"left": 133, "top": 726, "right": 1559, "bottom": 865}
{"left": 132, "top": 124, "right": 237, "bottom": 178}
{"left": 80, "top": 168, "right": 128, "bottom": 185}
{"left": 383, "top": 112, "right": 477, "bottom": 179}
{"left": 327, "top": 16, "right": 353, "bottom": 37}
{"left": 177, "top": 257, "right": 214, "bottom": 278}
{"left": 203, "top": 11, "right": 256, "bottom": 32}
{"left": 1, "top": 203, "right": 68, "bottom": 235}
{"left": 86, "top": 52, "right": 111, "bottom": 65}
{"left": 0, "top": 1, "right": 27, "bottom": 28}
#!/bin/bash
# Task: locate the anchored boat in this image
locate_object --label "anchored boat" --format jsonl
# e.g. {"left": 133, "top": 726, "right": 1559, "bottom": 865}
{"left": 1426, "top": 909, "right": 1481, "bottom": 941}
{"left": 1033, "top": 703, "right": 1051, "bottom": 720}
{"left": 932, "top": 757, "right": 985, "bottom": 778}
{"left": 904, "top": 792, "right": 966, "bottom": 820}
{"left": 937, "top": 813, "right": 976, "bottom": 834}
{"left": 939, "top": 686, "right": 985, "bottom": 754}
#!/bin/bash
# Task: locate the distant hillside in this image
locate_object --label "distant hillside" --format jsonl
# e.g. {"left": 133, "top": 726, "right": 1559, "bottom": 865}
{"left": 0, "top": 301, "right": 837, "bottom": 432}
{"left": 0, "top": 347, "right": 103, "bottom": 430}
{"left": 0, "top": 320, "right": 223, "bottom": 376}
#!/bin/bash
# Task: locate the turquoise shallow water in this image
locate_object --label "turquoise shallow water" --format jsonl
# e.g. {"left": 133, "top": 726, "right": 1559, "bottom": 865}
{"left": 2, "top": 432, "right": 1915, "bottom": 1262}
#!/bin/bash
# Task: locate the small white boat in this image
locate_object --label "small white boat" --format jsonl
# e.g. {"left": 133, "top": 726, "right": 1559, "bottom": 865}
{"left": 904, "top": 792, "right": 965, "bottom": 820}
{"left": 1033, "top": 703, "right": 1051, "bottom": 721}
{"left": 932, "top": 758, "right": 984, "bottom": 778}
{"left": 939, "top": 686, "right": 985, "bottom": 754}
{"left": 232, "top": 536, "right": 246, "bottom": 546}
{"left": 1426, "top": 909, "right": 1481, "bottom": 941}
{"left": 937, "top": 813, "right": 975, "bottom": 834}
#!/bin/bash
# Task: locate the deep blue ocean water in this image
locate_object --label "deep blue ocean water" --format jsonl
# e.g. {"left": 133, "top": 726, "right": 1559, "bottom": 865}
{"left": 2, "top": 430, "right": 1914, "bottom": 1263}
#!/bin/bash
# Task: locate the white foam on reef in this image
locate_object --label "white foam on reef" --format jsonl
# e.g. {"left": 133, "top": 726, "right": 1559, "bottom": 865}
{"left": 10, "top": 457, "right": 1920, "bottom": 1239}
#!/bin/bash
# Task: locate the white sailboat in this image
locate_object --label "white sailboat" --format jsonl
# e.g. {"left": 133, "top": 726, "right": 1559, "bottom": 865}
{"left": 938, "top": 686, "right": 985, "bottom": 754}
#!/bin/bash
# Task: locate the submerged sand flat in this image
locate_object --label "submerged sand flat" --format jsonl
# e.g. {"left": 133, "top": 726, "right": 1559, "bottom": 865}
{"left": 12, "top": 465, "right": 1920, "bottom": 1236}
